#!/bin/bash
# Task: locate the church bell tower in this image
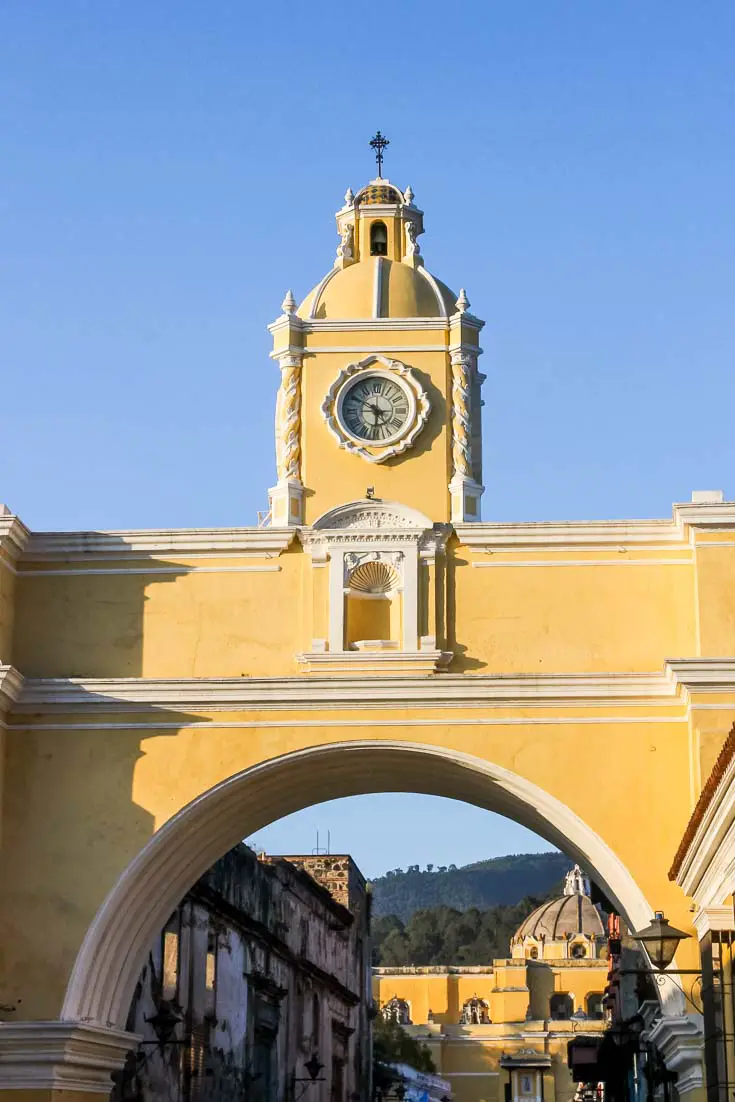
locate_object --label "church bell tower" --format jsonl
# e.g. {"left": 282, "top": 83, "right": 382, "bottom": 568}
{"left": 267, "top": 171, "right": 485, "bottom": 529}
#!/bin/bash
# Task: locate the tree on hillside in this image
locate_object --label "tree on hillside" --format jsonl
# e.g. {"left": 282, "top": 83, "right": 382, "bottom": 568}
{"left": 372, "top": 897, "right": 549, "bottom": 966}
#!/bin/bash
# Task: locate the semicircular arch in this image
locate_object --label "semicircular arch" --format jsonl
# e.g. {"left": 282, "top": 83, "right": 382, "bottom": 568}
{"left": 61, "top": 739, "right": 684, "bottom": 1026}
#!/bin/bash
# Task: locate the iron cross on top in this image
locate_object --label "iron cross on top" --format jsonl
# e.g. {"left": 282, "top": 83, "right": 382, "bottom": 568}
{"left": 369, "top": 131, "right": 389, "bottom": 177}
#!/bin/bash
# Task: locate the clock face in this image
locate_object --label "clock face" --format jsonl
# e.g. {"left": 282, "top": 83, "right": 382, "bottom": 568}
{"left": 338, "top": 374, "right": 412, "bottom": 444}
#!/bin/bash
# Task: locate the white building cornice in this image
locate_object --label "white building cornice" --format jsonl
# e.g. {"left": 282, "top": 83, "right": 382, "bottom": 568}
{"left": 8, "top": 664, "right": 710, "bottom": 713}
{"left": 0, "top": 1021, "right": 138, "bottom": 1093}
{"left": 19, "top": 527, "right": 295, "bottom": 562}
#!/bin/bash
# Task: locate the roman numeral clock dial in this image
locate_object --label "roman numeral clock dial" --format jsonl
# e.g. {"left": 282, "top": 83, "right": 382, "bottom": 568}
{"left": 321, "top": 358, "right": 431, "bottom": 464}
{"left": 341, "top": 377, "right": 410, "bottom": 443}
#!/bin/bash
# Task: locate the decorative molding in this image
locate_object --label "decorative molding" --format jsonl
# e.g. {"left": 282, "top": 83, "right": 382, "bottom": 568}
{"left": 0, "top": 665, "right": 23, "bottom": 710}
{"left": 471, "top": 558, "right": 692, "bottom": 569}
{"left": 320, "top": 356, "right": 431, "bottom": 465}
{"left": 311, "top": 499, "right": 433, "bottom": 532}
{"left": 0, "top": 513, "right": 30, "bottom": 560}
{"left": 17, "top": 564, "right": 283, "bottom": 578}
{"left": 692, "top": 906, "right": 735, "bottom": 938}
{"left": 0, "top": 1020, "right": 138, "bottom": 1093}
{"left": 296, "top": 649, "right": 453, "bottom": 674}
{"left": 301, "top": 318, "right": 450, "bottom": 332}
{"left": 275, "top": 353, "right": 303, "bottom": 483}
{"left": 450, "top": 351, "right": 473, "bottom": 481}
{"left": 647, "top": 1014, "right": 703, "bottom": 1095}
{"left": 671, "top": 725, "right": 735, "bottom": 903}
{"left": 10, "top": 664, "right": 709, "bottom": 713}
{"left": 20, "top": 528, "right": 295, "bottom": 561}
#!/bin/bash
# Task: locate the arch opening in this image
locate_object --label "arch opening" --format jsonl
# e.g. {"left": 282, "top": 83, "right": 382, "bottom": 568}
{"left": 61, "top": 739, "right": 682, "bottom": 1029}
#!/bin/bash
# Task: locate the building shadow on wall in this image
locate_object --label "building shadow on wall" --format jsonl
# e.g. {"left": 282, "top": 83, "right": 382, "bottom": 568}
{"left": 3, "top": 544, "right": 215, "bottom": 1019}
{"left": 446, "top": 538, "right": 486, "bottom": 671}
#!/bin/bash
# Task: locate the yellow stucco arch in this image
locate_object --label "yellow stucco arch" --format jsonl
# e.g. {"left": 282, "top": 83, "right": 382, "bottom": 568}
{"left": 61, "top": 739, "right": 684, "bottom": 1029}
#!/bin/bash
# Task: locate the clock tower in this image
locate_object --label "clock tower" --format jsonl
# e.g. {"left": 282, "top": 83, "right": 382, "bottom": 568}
{"left": 267, "top": 177, "right": 485, "bottom": 528}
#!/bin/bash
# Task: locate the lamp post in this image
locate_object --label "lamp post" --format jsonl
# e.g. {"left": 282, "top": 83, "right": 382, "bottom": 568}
{"left": 618, "top": 911, "right": 702, "bottom": 1012}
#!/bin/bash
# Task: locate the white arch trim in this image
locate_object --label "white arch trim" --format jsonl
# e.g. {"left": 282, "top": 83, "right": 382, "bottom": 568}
{"left": 61, "top": 740, "right": 684, "bottom": 1027}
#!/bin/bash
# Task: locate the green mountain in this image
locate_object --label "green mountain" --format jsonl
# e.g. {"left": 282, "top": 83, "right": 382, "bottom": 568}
{"left": 370, "top": 851, "right": 572, "bottom": 922}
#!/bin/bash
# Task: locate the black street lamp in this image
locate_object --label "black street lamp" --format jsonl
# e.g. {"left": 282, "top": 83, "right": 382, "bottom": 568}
{"left": 634, "top": 912, "right": 691, "bottom": 971}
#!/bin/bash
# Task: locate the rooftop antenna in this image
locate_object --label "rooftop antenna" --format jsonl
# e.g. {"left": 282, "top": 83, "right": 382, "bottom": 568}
{"left": 369, "top": 131, "right": 389, "bottom": 178}
{"left": 312, "top": 830, "right": 328, "bottom": 856}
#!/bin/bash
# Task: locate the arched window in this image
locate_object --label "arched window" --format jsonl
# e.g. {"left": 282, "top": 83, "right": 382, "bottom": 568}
{"left": 586, "top": 994, "right": 604, "bottom": 1020}
{"left": 370, "top": 221, "right": 388, "bottom": 256}
{"left": 570, "top": 942, "right": 587, "bottom": 959}
{"left": 382, "top": 997, "right": 411, "bottom": 1025}
{"left": 550, "top": 993, "right": 573, "bottom": 1020}
{"left": 460, "top": 997, "right": 490, "bottom": 1025}
{"left": 528, "top": 946, "right": 539, "bottom": 960}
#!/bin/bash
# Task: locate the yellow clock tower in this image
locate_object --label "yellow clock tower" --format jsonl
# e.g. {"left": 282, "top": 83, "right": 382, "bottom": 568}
{"left": 267, "top": 176, "right": 485, "bottom": 528}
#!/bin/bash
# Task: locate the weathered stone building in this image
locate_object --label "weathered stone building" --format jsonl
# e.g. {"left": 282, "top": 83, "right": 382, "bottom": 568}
{"left": 114, "top": 846, "right": 370, "bottom": 1102}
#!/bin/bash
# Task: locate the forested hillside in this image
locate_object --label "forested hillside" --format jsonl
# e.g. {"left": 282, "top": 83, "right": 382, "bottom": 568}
{"left": 372, "top": 899, "right": 546, "bottom": 966}
{"left": 371, "top": 851, "right": 571, "bottom": 921}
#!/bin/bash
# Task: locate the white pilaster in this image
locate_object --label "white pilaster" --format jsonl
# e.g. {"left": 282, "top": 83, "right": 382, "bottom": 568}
{"left": 328, "top": 548, "right": 346, "bottom": 653}
{"left": 402, "top": 544, "right": 419, "bottom": 651}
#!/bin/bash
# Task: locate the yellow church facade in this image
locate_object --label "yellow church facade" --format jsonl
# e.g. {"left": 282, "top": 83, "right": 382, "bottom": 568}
{"left": 0, "top": 171, "right": 733, "bottom": 1101}
{"left": 374, "top": 868, "right": 609, "bottom": 1102}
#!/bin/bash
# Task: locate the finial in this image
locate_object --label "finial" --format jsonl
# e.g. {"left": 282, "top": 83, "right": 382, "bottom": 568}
{"left": 369, "top": 130, "right": 390, "bottom": 178}
{"left": 404, "top": 185, "right": 414, "bottom": 205}
{"left": 344, "top": 187, "right": 354, "bottom": 206}
{"left": 455, "top": 288, "right": 470, "bottom": 313}
{"left": 281, "top": 290, "right": 297, "bottom": 315}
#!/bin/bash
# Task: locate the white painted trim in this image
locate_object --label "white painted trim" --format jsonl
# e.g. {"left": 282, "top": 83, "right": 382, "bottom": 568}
{"left": 456, "top": 520, "right": 684, "bottom": 549}
{"left": 22, "top": 528, "right": 295, "bottom": 560}
{"left": 301, "top": 318, "right": 450, "bottom": 331}
{"left": 417, "top": 266, "right": 449, "bottom": 319}
{"left": 297, "top": 650, "right": 452, "bottom": 674}
{"left": 647, "top": 1014, "right": 703, "bottom": 1095}
{"left": 0, "top": 1021, "right": 138, "bottom": 1092}
{"left": 372, "top": 256, "right": 384, "bottom": 318}
{"left": 692, "top": 906, "right": 734, "bottom": 937}
{"left": 60, "top": 740, "right": 679, "bottom": 1028}
{"left": 675, "top": 750, "right": 735, "bottom": 904}
{"left": 471, "top": 558, "right": 691, "bottom": 569}
{"left": 305, "top": 265, "right": 340, "bottom": 319}
{"left": 6, "top": 716, "right": 689, "bottom": 731}
{"left": 304, "top": 344, "right": 448, "bottom": 353}
{"left": 17, "top": 564, "right": 282, "bottom": 577}
{"left": 12, "top": 668, "right": 694, "bottom": 710}
{"left": 0, "top": 665, "right": 23, "bottom": 710}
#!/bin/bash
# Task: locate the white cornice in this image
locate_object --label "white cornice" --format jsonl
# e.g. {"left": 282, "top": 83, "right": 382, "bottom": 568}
{"left": 11, "top": 667, "right": 698, "bottom": 712}
{"left": 667, "top": 659, "right": 735, "bottom": 693}
{"left": 0, "top": 513, "right": 30, "bottom": 560}
{"left": 456, "top": 502, "right": 735, "bottom": 552}
{"left": 0, "top": 1021, "right": 138, "bottom": 1092}
{"left": 20, "top": 527, "right": 295, "bottom": 561}
{"left": 0, "top": 665, "right": 23, "bottom": 710}
{"left": 455, "top": 519, "right": 683, "bottom": 550}
{"left": 300, "top": 318, "right": 450, "bottom": 332}
{"left": 675, "top": 751, "right": 735, "bottom": 902}
{"left": 296, "top": 650, "right": 453, "bottom": 674}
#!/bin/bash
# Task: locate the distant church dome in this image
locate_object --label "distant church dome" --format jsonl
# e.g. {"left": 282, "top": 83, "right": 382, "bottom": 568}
{"left": 297, "top": 179, "right": 458, "bottom": 321}
{"left": 511, "top": 866, "right": 606, "bottom": 961}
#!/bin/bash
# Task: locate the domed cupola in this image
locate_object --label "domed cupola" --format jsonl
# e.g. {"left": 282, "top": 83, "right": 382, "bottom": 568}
{"left": 510, "top": 866, "right": 607, "bottom": 962}
{"left": 297, "top": 177, "right": 456, "bottom": 321}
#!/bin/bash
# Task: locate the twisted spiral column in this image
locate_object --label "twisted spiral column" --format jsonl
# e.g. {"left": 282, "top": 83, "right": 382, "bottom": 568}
{"left": 276, "top": 354, "right": 303, "bottom": 482}
{"left": 451, "top": 351, "right": 474, "bottom": 480}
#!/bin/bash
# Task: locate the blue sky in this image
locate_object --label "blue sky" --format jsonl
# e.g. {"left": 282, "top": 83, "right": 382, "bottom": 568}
{"left": 3, "top": 3, "right": 734, "bottom": 876}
